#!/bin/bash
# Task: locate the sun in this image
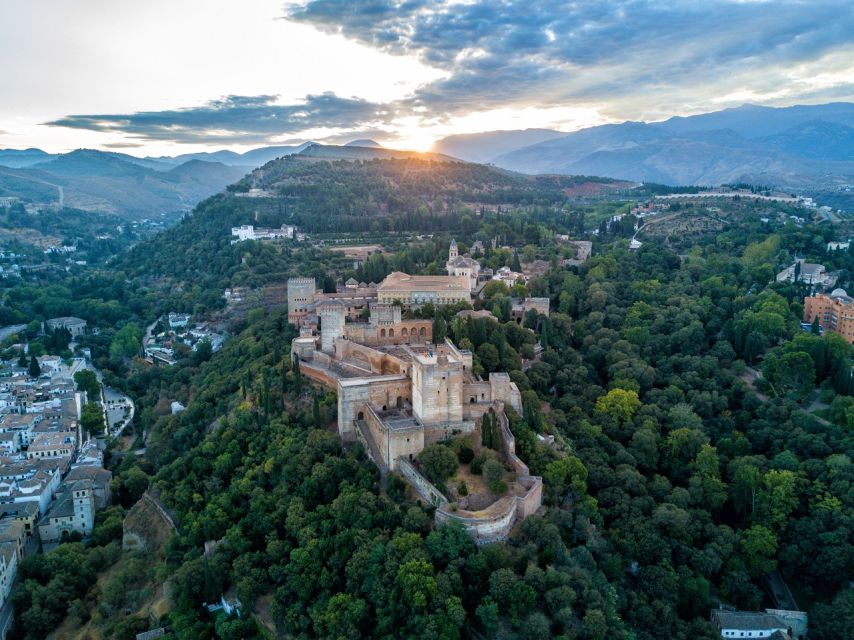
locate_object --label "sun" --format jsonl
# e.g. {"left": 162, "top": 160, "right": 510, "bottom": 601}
{"left": 389, "top": 119, "right": 440, "bottom": 152}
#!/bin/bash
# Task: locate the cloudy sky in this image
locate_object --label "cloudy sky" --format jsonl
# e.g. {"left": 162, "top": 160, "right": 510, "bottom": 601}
{"left": 1, "top": 0, "right": 852, "bottom": 155}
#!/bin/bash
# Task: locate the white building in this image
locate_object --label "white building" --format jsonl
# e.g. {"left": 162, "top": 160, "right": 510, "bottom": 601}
{"left": 776, "top": 259, "right": 838, "bottom": 288}
{"left": 492, "top": 266, "right": 525, "bottom": 288}
{"left": 710, "top": 610, "right": 791, "bottom": 639}
{"left": 230, "top": 224, "right": 296, "bottom": 242}
{"left": 445, "top": 240, "right": 481, "bottom": 292}
{"left": 46, "top": 317, "right": 87, "bottom": 337}
{"left": 827, "top": 241, "right": 850, "bottom": 252}
{"left": 167, "top": 312, "right": 191, "bottom": 329}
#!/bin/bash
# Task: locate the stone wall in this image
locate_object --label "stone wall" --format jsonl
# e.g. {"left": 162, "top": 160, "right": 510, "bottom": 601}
{"left": 496, "top": 403, "right": 530, "bottom": 476}
{"left": 336, "top": 375, "right": 410, "bottom": 436}
{"left": 344, "top": 320, "right": 432, "bottom": 346}
{"left": 411, "top": 350, "right": 464, "bottom": 424}
{"left": 514, "top": 475, "right": 544, "bottom": 519}
{"left": 436, "top": 497, "right": 518, "bottom": 543}
{"left": 319, "top": 303, "right": 346, "bottom": 353}
{"left": 489, "top": 374, "right": 522, "bottom": 414}
{"left": 335, "top": 339, "right": 407, "bottom": 375}
{"left": 462, "top": 381, "right": 491, "bottom": 404}
{"left": 362, "top": 405, "right": 423, "bottom": 470}
{"left": 397, "top": 458, "right": 446, "bottom": 507}
{"left": 122, "top": 492, "right": 177, "bottom": 553}
{"left": 297, "top": 359, "right": 340, "bottom": 390}
{"left": 287, "top": 277, "right": 316, "bottom": 323}
{"left": 423, "top": 421, "right": 476, "bottom": 447}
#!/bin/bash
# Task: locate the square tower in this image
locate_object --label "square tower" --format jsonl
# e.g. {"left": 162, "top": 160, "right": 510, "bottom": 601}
{"left": 410, "top": 344, "right": 464, "bottom": 424}
{"left": 287, "top": 277, "right": 317, "bottom": 324}
{"left": 318, "top": 300, "right": 347, "bottom": 354}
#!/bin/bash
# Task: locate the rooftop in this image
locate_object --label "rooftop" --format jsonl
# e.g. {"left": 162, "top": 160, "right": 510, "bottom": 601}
{"left": 379, "top": 271, "right": 469, "bottom": 293}
{"left": 711, "top": 610, "right": 788, "bottom": 631}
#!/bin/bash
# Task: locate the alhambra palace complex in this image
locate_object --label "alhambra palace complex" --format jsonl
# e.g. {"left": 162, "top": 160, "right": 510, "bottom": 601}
{"left": 288, "top": 243, "right": 544, "bottom": 542}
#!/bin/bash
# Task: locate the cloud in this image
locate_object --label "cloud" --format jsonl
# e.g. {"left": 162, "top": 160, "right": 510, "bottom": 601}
{"left": 47, "top": 93, "right": 393, "bottom": 144}
{"left": 44, "top": 1, "right": 854, "bottom": 146}
{"left": 102, "top": 141, "right": 143, "bottom": 149}
{"left": 286, "top": 0, "right": 854, "bottom": 118}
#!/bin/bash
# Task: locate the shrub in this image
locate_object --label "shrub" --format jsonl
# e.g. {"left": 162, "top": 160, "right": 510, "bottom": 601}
{"left": 418, "top": 444, "right": 458, "bottom": 483}
{"left": 457, "top": 481, "right": 468, "bottom": 496}
{"left": 458, "top": 446, "right": 474, "bottom": 464}
{"left": 483, "top": 458, "right": 505, "bottom": 485}
{"left": 470, "top": 456, "right": 485, "bottom": 475}
{"left": 489, "top": 480, "right": 508, "bottom": 494}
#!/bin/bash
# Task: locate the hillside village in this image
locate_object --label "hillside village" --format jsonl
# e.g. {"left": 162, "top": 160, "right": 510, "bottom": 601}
{"left": 0, "top": 330, "right": 114, "bottom": 638}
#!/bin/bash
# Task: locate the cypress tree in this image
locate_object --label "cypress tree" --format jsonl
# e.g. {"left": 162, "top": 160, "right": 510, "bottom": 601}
{"left": 28, "top": 355, "right": 40, "bottom": 378}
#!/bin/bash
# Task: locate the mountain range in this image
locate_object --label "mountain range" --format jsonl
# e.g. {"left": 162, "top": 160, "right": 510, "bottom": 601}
{"left": 0, "top": 150, "right": 248, "bottom": 220}
{"left": 3, "top": 103, "right": 852, "bottom": 220}
{"left": 433, "top": 103, "right": 854, "bottom": 187}
{"left": 0, "top": 141, "right": 458, "bottom": 220}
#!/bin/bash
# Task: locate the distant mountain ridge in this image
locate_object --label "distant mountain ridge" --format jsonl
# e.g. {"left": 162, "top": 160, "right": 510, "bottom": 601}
{"left": 344, "top": 139, "right": 383, "bottom": 148}
{"left": 435, "top": 102, "right": 854, "bottom": 187}
{"left": 0, "top": 149, "right": 247, "bottom": 220}
{"left": 432, "top": 129, "right": 566, "bottom": 164}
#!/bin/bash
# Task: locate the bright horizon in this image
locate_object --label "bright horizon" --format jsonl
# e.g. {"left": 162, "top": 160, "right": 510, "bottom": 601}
{"left": 1, "top": 0, "right": 852, "bottom": 156}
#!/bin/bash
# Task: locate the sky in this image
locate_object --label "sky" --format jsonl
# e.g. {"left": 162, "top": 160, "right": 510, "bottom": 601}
{"left": 0, "top": 0, "right": 852, "bottom": 155}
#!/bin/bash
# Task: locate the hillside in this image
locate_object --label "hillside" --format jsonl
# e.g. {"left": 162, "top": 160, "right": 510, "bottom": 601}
{"left": 0, "top": 149, "right": 248, "bottom": 220}
{"left": 117, "top": 155, "right": 626, "bottom": 289}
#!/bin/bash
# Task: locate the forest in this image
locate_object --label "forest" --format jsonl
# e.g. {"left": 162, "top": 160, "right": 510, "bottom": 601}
{"left": 4, "top": 158, "right": 854, "bottom": 640}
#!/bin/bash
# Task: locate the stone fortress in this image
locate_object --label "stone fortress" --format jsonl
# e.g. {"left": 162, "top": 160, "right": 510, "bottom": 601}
{"left": 288, "top": 246, "right": 544, "bottom": 541}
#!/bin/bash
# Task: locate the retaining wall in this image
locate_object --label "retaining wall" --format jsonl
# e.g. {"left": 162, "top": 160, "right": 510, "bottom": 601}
{"left": 397, "top": 458, "right": 446, "bottom": 507}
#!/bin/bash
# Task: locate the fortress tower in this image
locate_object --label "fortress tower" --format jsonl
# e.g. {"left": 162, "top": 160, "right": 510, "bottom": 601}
{"left": 369, "top": 302, "right": 402, "bottom": 327}
{"left": 287, "top": 277, "right": 317, "bottom": 324}
{"left": 318, "top": 300, "right": 347, "bottom": 354}
{"left": 411, "top": 344, "right": 464, "bottom": 424}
